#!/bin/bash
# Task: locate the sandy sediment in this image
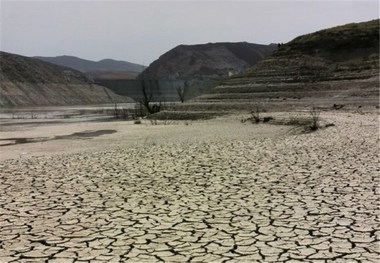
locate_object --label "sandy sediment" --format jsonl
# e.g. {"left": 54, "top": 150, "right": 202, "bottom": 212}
{"left": 0, "top": 112, "right": 378, "bottom": 262}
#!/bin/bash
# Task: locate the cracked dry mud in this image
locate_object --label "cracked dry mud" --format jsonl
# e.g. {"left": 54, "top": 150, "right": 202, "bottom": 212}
{"left": 0, "top": 113, "right": 379, "bottom": 262}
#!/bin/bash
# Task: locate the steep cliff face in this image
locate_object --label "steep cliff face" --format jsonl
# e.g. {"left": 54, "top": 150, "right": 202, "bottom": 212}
{"left": 0, "top": 52, "right": 133, "bottom": 107}
{"left": 160, "top": 20, "right": 379, "bottom": 117}
{"left": 142, "top": 42, "right": 277, "bottom": 79}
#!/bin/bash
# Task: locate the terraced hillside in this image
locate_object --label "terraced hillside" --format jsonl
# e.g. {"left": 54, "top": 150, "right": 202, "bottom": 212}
{"left": 97, "top": 42, "right": 276, "bottom": 102}
{"left": 143, "top": 42, "right": 277, "bottom": 79}
{"left": 0, "top": 52, "right": 133, "bottom": 107}
{"left": 158, "top": 20, "right": 379, "bottom": 118}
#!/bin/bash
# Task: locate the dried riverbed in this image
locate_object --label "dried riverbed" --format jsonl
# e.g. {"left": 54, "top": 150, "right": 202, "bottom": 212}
{"left": 0, "top": 112, "right": 379, "bottom": 262}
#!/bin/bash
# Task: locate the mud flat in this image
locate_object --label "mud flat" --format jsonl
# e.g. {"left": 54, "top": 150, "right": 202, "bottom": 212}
{"left": 0, "top": 112, "right": 379, "bottom": 262}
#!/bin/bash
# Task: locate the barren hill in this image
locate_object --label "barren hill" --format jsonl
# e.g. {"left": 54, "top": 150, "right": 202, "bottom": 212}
{"left": 35, "top": 55, "right": 144, "bottom": 80}
{"left": 143, "top": 42, "right": 277, "bottom": 79}
{"left": 158, "top": 19, "right": 379, "bottom": 118}
{"left": 0, "top": 52, "right": 133, "bottom": 107}
{"left": 113, "top": 42, "right": 276, "bottom": 102}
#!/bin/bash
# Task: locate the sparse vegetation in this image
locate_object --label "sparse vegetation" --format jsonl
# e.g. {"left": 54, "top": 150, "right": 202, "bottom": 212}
{"left": 274, "top": 19, "right": 379, "bottom": 61}
{"left": 252, "top": 108, "right": 324, "bottom": 133}
{"left": 147, "top": 110, "right": 220, "bottom": 120}
{"left": 241, "top": 107, "right": 275, "bottom": 124}
{"left": 113, "top": 103, "right": 120, "bottom": 119}
{"left": 333, "top": 104, "right": 345, "bottom": 110}
{"left": 273, "top": 116, "right": 312, "bottom": 127}
{"left": 149, "top": 118, "right": 171, "bottom": 126}
{"left": 121, "top": 107, "right": 129, "bottom": 120}
{"left": 111, "top": 103, "right": 131, "bottom": 120}
{"left": 250, "top": 105, "right": 261, "bottom": 123}
{"left": 263, "top": 116, "right": 274, "bottom": 123}
{"left": 150, "top": 119, "right": 158, "bottom": 125}
{"left": 308, "top": 107, "right": 321, "bottom": 131}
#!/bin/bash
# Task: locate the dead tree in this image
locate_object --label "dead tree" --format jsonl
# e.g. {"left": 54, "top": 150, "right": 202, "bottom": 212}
{"left": 176, "top": 80, "right": 188, "bottom": 103}
{"left": 176, "top": 85, "right": 185, "bottom": 103}
{"left": 139, "top": 77, "right": 161, "bottom": 115}
{"left": 139, "top": 78, "right": 153, "bottom": 114}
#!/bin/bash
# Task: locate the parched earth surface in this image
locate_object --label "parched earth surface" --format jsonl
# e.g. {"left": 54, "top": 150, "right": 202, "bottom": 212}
{"left": 0, "top": 112, "right": 379, "bottom": 262}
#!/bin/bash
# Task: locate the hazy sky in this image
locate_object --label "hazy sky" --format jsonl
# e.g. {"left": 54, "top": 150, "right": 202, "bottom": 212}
{"left": 1, "top": 0, "right": 379, "bottom": 65}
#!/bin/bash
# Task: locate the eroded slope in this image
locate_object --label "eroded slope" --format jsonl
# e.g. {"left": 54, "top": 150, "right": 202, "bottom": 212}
{"left": 0, "top": 52, "right": 133, "bottom": 107}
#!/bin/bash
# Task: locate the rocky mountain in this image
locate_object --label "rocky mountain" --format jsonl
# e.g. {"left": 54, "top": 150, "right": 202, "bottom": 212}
{"left": 0, "top": 52, "right": 133, "bottom": 107}
{"left": 142, "top": 42, "right": 277, "bottom": 79}
{"left": 154, "top": 19, "right": 379, "bottom": 119}
{"left": 35, "top": 55, "right": 144, "bottom": 79}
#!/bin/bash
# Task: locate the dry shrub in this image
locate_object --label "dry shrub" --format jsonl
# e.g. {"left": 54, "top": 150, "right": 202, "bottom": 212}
{"left": 250, "top": 105, "right": 261, "bottom": 123}
{"left": 309, "top": 107, "right": 320, "bottom": 131}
